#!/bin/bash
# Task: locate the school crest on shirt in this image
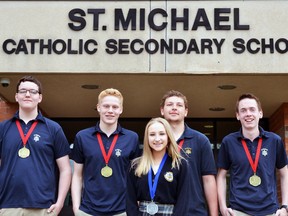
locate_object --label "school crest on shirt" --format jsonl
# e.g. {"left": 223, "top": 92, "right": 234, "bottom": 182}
{"left": 164, "top": 172, "right": 174, "bottom": 182}
{"left": 184, "top": 147, "right": 192, "bottom": 155}
{"left": 115, "top": 149, "right": 122, "bottom": 157}
{"left": 33, "top": 134, "right": 41, "bottom": 142}
{"left": 261, "top": 148, "right": 268, "bottom": 156}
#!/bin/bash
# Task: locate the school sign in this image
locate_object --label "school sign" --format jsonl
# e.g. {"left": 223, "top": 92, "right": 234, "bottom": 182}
{"left": 0, "top": 1, "right": 287, "bottom": 74}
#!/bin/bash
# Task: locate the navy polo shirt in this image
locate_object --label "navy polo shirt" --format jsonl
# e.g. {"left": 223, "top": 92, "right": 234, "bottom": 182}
{"left": 0, "top": 112, "right": 71, "bottom": 209}
{"left": 217, "top": 127, "right": 288, "bottom": 216}
{"left": 177, "top": 124, "right": 217, "bottom": 216}
{"left": 71, "top": 122, "right": 140, "bottom": 216}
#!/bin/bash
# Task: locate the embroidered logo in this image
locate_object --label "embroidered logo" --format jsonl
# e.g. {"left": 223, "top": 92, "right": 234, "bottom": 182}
{"left": 164, "top": 172, "right": 174, "bottom": 182}
{"left": 115, "top": 149, "right": 122, "bottom": 157}
{"left": 184, "top": 147, "right": 192, "bottom": 155}
{"left": 261, "top": 148, "right": 268, "bottom": 156}
{"left": 33, "top": 134, "right": 41, "bottom": 142}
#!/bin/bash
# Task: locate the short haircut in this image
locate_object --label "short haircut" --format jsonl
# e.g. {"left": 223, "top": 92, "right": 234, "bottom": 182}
{"left": 16, "top": 75, "right": 42, "bottom": 94}
{"left": 160, "top": 90, "right": 188, "bottom": 109}
{"left": 98, "top": 88, "right": 123, "bottom": 106}
{"left": 236, "top": 93, "right": 262, "bottom": 113}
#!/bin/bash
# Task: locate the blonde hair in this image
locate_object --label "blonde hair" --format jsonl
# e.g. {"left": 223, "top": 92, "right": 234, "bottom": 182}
{"left": 98, "top": 88, "right": 123, "bottom": 107}
{"left": 132, "top": 117, "right": 183, "bottom": 177}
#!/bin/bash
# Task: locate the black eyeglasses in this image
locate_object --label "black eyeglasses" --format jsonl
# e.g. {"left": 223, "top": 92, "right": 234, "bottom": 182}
{"left": 18, "top": 89, "right": 40, "bottom": 95}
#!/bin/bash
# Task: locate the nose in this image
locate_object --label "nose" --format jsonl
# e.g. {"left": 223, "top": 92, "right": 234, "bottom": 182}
{"left": 155, "top": 135, "right": 161, "bottom": 142}
{"left": 25, "top": 91, "right": 31, "bottom": 96}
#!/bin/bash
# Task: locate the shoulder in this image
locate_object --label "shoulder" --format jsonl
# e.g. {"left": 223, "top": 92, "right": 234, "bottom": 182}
{"left": 120, "top": 127, "right": 139, "bottom": 138}
{"left": 75, "top": 126, "right": 95, "bottom": 137}
{"left": 262, "top": 130, "right": 282, "bottom": 141}
{"left": 222, "top": 131, "right": 240, "bottom": 142}
{"left": 186, "top": 126, "right": 207, "bottom": 138}
{"left": 42, "top": 117, "right": 61, "bottom": 128}
{"left": 0, "top": 118, "right": 15, "bottom": 135}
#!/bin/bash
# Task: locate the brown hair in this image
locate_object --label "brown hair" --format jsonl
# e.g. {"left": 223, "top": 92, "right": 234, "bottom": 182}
{"left": 160, "top": 90, "right": 188, "bottom": 109}
{"left": 16, "top": 75, "right": 42, "bottom": 94}
{"left": 236, "top": 93, "right": 262, "bottom": 113}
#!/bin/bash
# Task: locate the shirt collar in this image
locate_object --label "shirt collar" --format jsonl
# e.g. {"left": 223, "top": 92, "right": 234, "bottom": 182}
{"left": 12, "top": 110, "right": 45, "bottom": 123}
{"left": 237, "top": 126, "right": 269, "bottom": 140}
{"left": 93, "top": 121, "right": 123, "bottom": 136}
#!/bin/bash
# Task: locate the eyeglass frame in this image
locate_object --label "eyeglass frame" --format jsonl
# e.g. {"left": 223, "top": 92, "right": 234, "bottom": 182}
{"left": 17, "top": 89, "right": 40, "bottom": 95}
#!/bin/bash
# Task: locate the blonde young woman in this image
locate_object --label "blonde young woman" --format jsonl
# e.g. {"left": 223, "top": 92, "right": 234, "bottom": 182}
{"left": 126, "top": 117, "right": 191, "bottom": 216}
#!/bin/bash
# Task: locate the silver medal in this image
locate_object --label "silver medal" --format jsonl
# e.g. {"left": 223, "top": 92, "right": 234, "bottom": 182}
{"left": 147, "top": 202, "right": 158, "bottom": 215}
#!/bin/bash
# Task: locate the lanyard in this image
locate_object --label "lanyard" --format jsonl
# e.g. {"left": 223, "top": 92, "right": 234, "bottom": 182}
{"left": 148, "top": 153, "right": 168, "bottom": 201}
{"left": 96, "top": 133, "right": 119, "bottom": 165}
{"left": 178, "top": 139, "right": 184, "bottom": 152}
{"left": 16, "top": 120, "right": 38, "bottom": 147}
{"left": 241, "top": 138, "right": 262, "bottom": 173}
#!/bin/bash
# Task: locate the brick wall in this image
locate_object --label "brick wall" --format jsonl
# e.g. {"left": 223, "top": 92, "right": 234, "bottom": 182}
{"left": 0, "top": 99, "right": 18, "bottom": 121}
{"left": 269, "top": 103, "right": 288, "bottom": 204}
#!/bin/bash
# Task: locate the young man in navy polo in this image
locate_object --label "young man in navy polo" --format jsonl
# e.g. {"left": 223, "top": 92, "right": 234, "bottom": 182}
{"left": 160, "top": 90, "right": 218, "bottom": 216}
{"left": 217, "top": 93, "right": 288, "bottom": 216}
{"left": 0, "top": 76, "right": 72, "bottom": 216}
{"left": 71, "top": 88, "right": 140, "bottom": 216}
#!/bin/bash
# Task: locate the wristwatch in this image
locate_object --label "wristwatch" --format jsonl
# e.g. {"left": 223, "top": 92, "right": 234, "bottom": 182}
{"left": 280, "top": 205, "right": 288, "bottom": 213}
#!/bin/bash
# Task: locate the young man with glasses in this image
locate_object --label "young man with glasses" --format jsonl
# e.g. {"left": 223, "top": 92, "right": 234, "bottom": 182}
{"left": 0, "top": 75, "right": 72, "bottom": 216}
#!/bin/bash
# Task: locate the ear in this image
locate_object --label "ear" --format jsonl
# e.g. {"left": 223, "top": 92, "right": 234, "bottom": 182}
{"left": 184, "top": 108, "right": 188, "bottom": 117}
{"left": 38, "top": 94, "right": 43, "bottom": 103}
{"left": 160, "top": 108, "right": 164, "bottom": 116}
{"left": 236, "top": 112, "right": 240, "bottom": 120}
{"left": 96, "top": 104, "right": 100, "bottom": 112}
{"left": 259, "top": 110, "right": 263, "bottom": 118}
{"left": 15, "top": 93, "right": 18, "bottom": 102}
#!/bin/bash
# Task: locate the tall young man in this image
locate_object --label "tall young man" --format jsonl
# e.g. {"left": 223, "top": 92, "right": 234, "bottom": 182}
{"left": 160, "top": 90, "right": 218, "bottom": 216}
{"left": 217, "top": 93, "right": 288, "bottom": 216}
{"left": 0, "top": 76, "right": 72, "bottom": 216}
{"left": 71, "top": 88, "right": 140, "bottom": 216}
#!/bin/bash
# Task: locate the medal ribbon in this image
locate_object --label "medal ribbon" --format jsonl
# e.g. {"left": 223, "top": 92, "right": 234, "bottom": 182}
{"left": 177, "top": 139, "right": 184, "bottom": 152}
{"left": 96, "top": 133, "right": 119, "bottom": 165}
{"left": 16, "top": 120, "right": 38, "bottom": 147}
{"left": 241, "top": 138, "right": 262, "bottom": 174}
{"left": 148, "top": 153, "right": 168, "bottom": 201}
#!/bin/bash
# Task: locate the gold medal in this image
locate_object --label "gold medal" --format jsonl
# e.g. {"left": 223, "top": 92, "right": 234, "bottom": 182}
{"left": 249, "top": 174, "right": 261, "bottom": 187}
{"left": 101, "top": 165, "right": 113, "bottom": 177}
{"left": 18, "top": 147, "right": 30, "bottom": 158}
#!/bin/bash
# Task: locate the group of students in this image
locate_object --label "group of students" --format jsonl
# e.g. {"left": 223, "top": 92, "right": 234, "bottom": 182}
{"left": 0, "top": 75, "right": 287, "bottom": 216}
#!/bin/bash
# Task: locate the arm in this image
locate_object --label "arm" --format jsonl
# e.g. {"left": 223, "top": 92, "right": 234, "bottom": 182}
{"left": 202, "top": 174, "right": 218, "bottom": 216}
{"left": 217, "top": 168, "right": 235, "bottom": 216}
{"left": 48, "top": 155, "right": 72, "bottom": 215}
{"left": 126, "top": 166, "right": 140, "bottom": 216}
{"left": 71, "top": 162, "right": 84, "bottom": 215}
{"left": 275, "top": 165, "right": 288, "bottom": 216}
{"left": 173, "top": 161, "right": 190, "bottom": 215}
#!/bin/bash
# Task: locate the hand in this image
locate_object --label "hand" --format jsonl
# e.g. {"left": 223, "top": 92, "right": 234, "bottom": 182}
{"left": 221, "top": 207, "right": 236, "bottom": 216}
{"left": 47, "top": 203, "right": 63, "bottom": 216}
{"left": 275, "top": 208, "right": 288, "bottom": 216}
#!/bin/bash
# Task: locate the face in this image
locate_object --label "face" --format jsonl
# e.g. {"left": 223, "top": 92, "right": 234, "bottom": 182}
{"left": 97, "top": 95, "right": 123, "bottom": 126}
{"left": 15, "top": 81, "right": 42, "bottom": 111}
{"left": 161, "top": 96, "right": 188, "bottom": 123}
{"left": 148, "top": 122, "right": 168, "bottom": 154}
{"left": 236, "top": 98, "right": 263, "bottom": 130}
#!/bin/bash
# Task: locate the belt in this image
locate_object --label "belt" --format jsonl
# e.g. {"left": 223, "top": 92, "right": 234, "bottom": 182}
{"left": 139, "top": 201, "right": 174, "bottom": 214}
